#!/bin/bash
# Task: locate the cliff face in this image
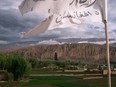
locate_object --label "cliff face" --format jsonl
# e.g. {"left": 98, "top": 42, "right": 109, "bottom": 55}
{"left": 4, "top": 43, "right": 116, "bottom": 64}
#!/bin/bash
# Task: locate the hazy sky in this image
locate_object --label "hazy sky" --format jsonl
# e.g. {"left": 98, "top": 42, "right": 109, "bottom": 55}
{"left": 0, "top": 0, "right": 116, "bottom": 44}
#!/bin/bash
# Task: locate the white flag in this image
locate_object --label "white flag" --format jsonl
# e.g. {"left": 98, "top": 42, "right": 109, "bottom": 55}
{"left": 20, "top": 15, "right": 54, "bottom": 38}
{"left": 97, "top": 0, "right": 108, "bottom": 20}
{"left": 19, "top": 0, "right": 69, "bottom": 15}
{"left": 19, "top": 0, "right": 37, "bottom": 15}
{"left": 19, "top": 0, "right": 108, "bottom": 37}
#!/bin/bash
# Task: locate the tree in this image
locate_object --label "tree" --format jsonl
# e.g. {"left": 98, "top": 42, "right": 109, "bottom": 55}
{"left": 0, "top": 54, "right": 32, "bottom": 81}
{"left": 10, "top": 55, "right": 31, "bottom": 80}
{"left": 28, "top": 58, "right": 38, "bottom": 68}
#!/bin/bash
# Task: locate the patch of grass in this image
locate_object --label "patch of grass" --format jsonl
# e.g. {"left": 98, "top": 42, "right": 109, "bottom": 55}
{"left": 30, "top": 76, "right": 78, "bottom": 80}
{"left": 31, "top": 71, "right": 98, "bottom": 75}
{"left": 0, "top": 81, "right": 25, "bottom": 87}
{"left": 1, "top": 75, "right": 116, "bottom": 87}
{"left": 21, "top": 76, "right": 78, "bottom": 87}
{"left": 21, "top": 76, "right": 116, "bottom": 87}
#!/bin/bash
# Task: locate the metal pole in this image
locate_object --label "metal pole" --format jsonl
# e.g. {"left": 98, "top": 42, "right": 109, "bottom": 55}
{"left": 104, "top": 20, "right": 111, "bottom": 87}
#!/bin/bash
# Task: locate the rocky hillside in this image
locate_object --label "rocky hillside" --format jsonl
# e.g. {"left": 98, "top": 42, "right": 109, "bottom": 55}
{"left": 2, "top": 43, "right": 116, "bottom": 64}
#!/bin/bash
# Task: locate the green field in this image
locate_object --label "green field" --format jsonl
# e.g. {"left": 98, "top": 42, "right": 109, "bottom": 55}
{"left": 21, "top": 76, "right": 116, "bottom": 87}
{"left": 0, "top": 72, "right": 116, "bottom": 87}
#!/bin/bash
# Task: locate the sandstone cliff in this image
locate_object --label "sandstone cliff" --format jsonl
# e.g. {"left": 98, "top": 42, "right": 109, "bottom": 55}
{"left": 4, "top": 43, "right": 116, "bottom": 64}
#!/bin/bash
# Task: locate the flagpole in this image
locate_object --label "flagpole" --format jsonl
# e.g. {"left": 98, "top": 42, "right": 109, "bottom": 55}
{"left": 104, "top": 20, "right": 111, "bottom": 87}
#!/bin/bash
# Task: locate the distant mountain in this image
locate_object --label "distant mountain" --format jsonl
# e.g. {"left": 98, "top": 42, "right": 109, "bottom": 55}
{"left": 0, "top": 38, "right": 116, "bottom": 50}
{"left": 2, "top": 43, "right": 116, "bottom": 64}
{"left": 56, "top": 38, "right": 108, "bottom": 43}
{"left": 0, "top": 41, "right": 38, "bottom": 50}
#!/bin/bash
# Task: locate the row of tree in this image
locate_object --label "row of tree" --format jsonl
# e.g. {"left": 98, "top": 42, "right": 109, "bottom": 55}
{"left": 28, "top": 59, "right": 87, "bottom": 70}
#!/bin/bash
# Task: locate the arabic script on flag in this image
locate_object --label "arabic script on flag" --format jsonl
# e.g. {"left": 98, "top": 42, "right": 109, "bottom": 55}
{"left": 19, "top": 0, "right": 107, "bottom": 37}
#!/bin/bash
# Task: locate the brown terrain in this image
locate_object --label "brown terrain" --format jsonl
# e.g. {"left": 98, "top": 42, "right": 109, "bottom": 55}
{"left": 1, "top": 43, "right": 116, "bottom": 64}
